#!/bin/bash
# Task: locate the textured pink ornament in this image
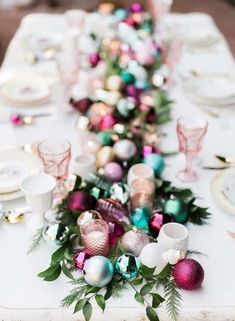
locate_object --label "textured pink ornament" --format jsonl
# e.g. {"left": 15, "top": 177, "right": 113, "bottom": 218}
{"left": 108, "top": 221, "right": 125, "bottom": 246}
{"left": 74, "top": 250, "right": 92, "bottom": 270}
{"left": 173, "top": 259, "right": 204, "bottom": 290}
{"left": 68, "top": 191, "right": 96, "bottom": 212}
{"left": 124, "top": 17, "right": 136, "bottom": 27}
{"left": 99, "top": 114, "right": 116, "bottom": 131}
{"left": 89, "top": 53, "right": 100, "bottom": 67}
{"left": 121, "top": 230, "right": 149, "bottom": 256}
{"left": 96, "top": 198, "right": 129, "bottom": 223}
{"left": 135, "top": 49, "right": 154, "bottom": 66}
{"left": 139, "top": 103, "right": 150, "bottom": 112}
{"left": 104, "top": 162, "right": 123, "bottom": 182}
{"left": 10, "top": 114, "right": 23, "bottom": 126}
{"left": 130, "top": 2, "right": 143, "bottom": 13}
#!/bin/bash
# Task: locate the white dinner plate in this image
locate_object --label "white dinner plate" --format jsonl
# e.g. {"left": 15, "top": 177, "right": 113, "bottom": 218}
{"left": 211, "top": 167, "right": 235, "bottom": 215}
{"left": 22, "top": 31, "right": 62, "bottom": 52}
{"left": 0, "top": 149, "right": 42, "bottom": 202}
{"left": 0, "top": 76, "right": 50, "bottom": 106}
{"left": 183, "top": 73, "right": 235, "bottom": 106}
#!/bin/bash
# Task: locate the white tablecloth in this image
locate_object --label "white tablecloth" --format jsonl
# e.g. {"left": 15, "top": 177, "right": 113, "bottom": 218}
{"left": 0, "top": 12, "right": 235, "bottom": 321}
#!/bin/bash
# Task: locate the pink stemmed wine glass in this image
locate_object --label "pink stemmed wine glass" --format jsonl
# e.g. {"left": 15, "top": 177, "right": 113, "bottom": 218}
{"left": 37, "top": 138, "right": 71, "bottom": 203}
{"left": 176, "top": 116, "right": 208, "bottom": 182}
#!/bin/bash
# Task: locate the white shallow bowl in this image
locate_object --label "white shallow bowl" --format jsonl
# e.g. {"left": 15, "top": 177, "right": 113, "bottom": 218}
{"left": 0, "top": 76, "right": 50, "bottom": 107}
{"left": 0, "top": 149, "right": 42, "bottom": 201}
{"left": 21, "top": 31, "right": 62, "bottom": 52}
{"left": 211, "top": 167, "right": 235, "bottom": 215}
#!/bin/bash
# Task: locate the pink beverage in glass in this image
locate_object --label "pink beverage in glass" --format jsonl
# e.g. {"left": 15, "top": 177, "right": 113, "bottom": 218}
{"left": 37, "top": 138, "right": 71, "bottom": 201}
{"left": 56, "top": 51, "right": 79, "bottom": 88}
{"left": 80, "top": 219, "right": 109, "bottom": 256}
{"left": 177, "top": 116, "right": 208, "bottom": 182}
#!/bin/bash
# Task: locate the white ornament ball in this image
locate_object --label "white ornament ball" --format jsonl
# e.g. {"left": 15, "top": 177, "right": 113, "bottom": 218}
{"left": 139, "top": 242, "right": 167, "bottom": 273}
{"left": 113, "top": 139, "right": 137, "bottom": 160}
{"left": 127, "top": 61, "right": 147, "bottom": 81}
{"left": 106, "top": 75, "right": 123, "bottom": 91}
{"left": 163, "top": 249, "right": 182, "bottom": 265}
{"left": 106, "top": 91, "right": 122, "bottom": 105}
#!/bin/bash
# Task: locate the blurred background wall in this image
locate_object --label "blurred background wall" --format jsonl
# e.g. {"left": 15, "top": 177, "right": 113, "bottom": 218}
{"left": 0, "top": 0, "right": 234, "bottom": 64}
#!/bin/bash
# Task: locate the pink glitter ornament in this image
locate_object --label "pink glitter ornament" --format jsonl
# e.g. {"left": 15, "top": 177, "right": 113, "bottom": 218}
{"left": 173, "top": 259, "right": 204, "bottom": 290}
{"left": 108, "top": 221, "right": 125, "bottom": 246}
{"left": 121, "top": 230, "right": 149, "bottom": 256}
{"left": 130, "top": 2, "right": 143, "bottom": 13}
{"left": 89, "top": 53, "right": 101, "bottom": 67}
{"left": 10, "top": 114, "right": 23, "bottom": 126}
{"left": 74, "top": 250, "right": 92, "bottom": 270}
{"left": 99, "top": 114, "right": 116, "bottom": 131}
{"left": 142, "top": 145, "right": 158, "bottom": 158}
{"left": 68, "top": 191, "right": 96, "bottom": 212}
{"left": 104, "top": 162, "right": 124, "bottom": 182}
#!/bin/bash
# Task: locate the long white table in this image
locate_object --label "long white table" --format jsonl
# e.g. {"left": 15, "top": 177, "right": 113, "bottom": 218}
{"left": 1, "top": 12, "right": 235, "bottom": 321}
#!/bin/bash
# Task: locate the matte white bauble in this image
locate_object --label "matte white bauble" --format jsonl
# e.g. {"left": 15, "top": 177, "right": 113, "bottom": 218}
{"left": 113, "top": 139, "right": 137, "bottom": 160}
{"left": 139, "top": 242, "right": 167, "bottom": 273}
{"left": 127, "top": 62, "right": 147, "bottom": 81}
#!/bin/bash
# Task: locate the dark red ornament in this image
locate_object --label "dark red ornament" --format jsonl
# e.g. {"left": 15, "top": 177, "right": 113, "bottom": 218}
{"left": 96, "top": 198, "right": 129, "bottom": 224}
{"left": 149, "top": 210, "right": 174, "bottom": 238}
{"left": 74, "top": 250, "right": 92, "bottom": 270}
{"left": 89, "top": 53, "right": 101, "bottom": 67}
{"left": 126, "top": 84, "right": 141, "bottom": 99}
{"left": 68, "top": 191, "right": 96, "bottom": 212}
{"left": 70, "top": 97, "right": 92, "bottom": 114}
{"left": 108, "top": 221, "right": 125, "bottom": 246}
{"left": 173, "top": 259, "right": 204, "bottom": 290}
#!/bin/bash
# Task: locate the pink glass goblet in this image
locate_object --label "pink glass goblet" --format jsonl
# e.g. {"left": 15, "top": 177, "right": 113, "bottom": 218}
{"left": 80, "top": 219, "right": 110, "bottom": 256}
{"left": 56, "top": 51, "right": 79, "bottom": 90}
{"left": 176, "top": 116, "right": 208, "bottom": 182}
{"left": 37, "top": 138, "right": 71, "bottom": 203}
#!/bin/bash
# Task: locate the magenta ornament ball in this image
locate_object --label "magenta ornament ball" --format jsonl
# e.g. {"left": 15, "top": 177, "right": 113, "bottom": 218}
{"left": 104, "top": 162, "right": 124, "bottom": 182}
{"left": 173, "top": 259, "right": 204, "bottom": 290}
{"left": 74, "top": 250, "right": 92, "bottom": 270}
{"left": 99, "top": 114, "right": 116, "bottom": 131}
{"left": 68, "top": 191, "right": 96, "bottom": 212}
{"left": 108, "top": 221, "right": 125, "bottom": 246}
{"left": 130, "top": 2, "right": 143, "bottom": 13}
{"left": 89, "top": 53, "right": 100, "bottom": 67}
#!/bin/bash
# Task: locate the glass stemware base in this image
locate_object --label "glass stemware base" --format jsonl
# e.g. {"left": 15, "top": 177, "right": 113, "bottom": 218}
{"left": 177, "top": 169, "right": 198, "bottom": 182}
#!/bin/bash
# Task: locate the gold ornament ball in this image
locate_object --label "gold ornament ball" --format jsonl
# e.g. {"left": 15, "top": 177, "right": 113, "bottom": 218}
{"left": 96, "top": 146, "right": 115, "bottom": 168}
{"left": 98, "top": 2, "right": 115, "bottom": 15}
{"left": 106, "top": 75, "right": 123, "bottom": 91}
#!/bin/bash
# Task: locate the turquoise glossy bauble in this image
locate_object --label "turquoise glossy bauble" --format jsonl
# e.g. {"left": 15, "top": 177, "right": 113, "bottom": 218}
{"left": 143, "top": 153, "right": 165, "bottom": 176}
{"left": 115, "top": 8, "right": 128, "bottom": 21}
{"left": 120, "top": 72, "right": 136, "bottom": 85}
{"left": 135, "top": 80, "right": 150, "bottom": 90}
{"left": 131, "top": 207, "right": 151, "bottom": 230}
{"left": 164, "top": 197, "right": 189, "bottom": 224}
{"left": 83, "top": 256, "right": 114, "bottom": 287}
{"left": 115, "top": 253, "right": 141, "bottom": 279}
{"left": 97, "top": 131, "right": 113, "bottom": 146}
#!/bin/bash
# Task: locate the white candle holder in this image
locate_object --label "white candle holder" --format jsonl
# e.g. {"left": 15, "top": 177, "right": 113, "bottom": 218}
{"left": 72, "top": 154, "right": 96, "bottom": 180}
{"left": 157, "top": 222, "right": 189, "bottom": 255}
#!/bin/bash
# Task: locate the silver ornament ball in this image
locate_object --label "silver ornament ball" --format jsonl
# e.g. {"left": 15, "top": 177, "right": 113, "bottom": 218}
{"left": 83, "top": 256, "right": 114, "bottom": 287}
{"left": 113, "top": 139, "right": 137, "bottom": 160}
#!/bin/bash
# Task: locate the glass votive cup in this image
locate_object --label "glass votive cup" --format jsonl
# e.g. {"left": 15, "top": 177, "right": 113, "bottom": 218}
{"left": 80, "top": 219, "right": 110, "bottom": 256}
{"left": 130, "top": 178, "right": 155, "bottom": 211}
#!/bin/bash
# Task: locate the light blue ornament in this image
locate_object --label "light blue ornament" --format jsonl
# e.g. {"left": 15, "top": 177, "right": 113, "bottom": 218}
{"left": 115, "top": 8, "right": 128, "bottom": 21}
{"left": 143, "top": 153, "right": 165, "bottom": 176}
{"left": 131, "top": 207, "right": 151, "bottom": 230}
{"left": 115, "top": 253, "right": 141, "bottom": 279}
{"left": 83, "top": 256, "right": 114, "bottom": 287}
{"left": 135, "top": 80, "right": 150, "bottom": 90}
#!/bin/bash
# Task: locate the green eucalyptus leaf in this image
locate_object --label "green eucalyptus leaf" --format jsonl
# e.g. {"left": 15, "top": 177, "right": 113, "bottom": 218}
{"left": 140, "top": 283, "right": 154, "bottom": 296}
{"left": 51, "top": 244, "right": 67, "bottom": 264}
{"left": 43, "top": 265, "right": 61, "bottom": 281}
{"left": 146, "top": 306, "right": 160, "bottom": 321}
{"left": 140, "top": 265, "right": 155, "bottom": 280}
{"left": 38, "top": 264, "right": 60, "bottom": 278}
{"left": 83, "top": 301, "right": 92, "bottom": 321}
{"left": 151, "top": 293, "right": 165, "bottom": 308}
{"left": 73, "top": 298, "right": 87, "bottom": 314}
{"left": 157, "top": 264, "right": 171, "bottom": 279}
{"left": 95, "top": 294, "right": 106, "bottom": 312}
{"left": 131, "top": 278, "right": 143, "bottom": 286}
{"left": 61, "top": 261, "right": 74, "bottom": 280}
{"left": 134, "top": 292, "right": 144, "bottom": 305}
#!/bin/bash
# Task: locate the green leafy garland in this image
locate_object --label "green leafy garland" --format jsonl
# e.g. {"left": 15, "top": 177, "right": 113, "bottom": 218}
{"left": 29, "top": 4, "right": 210, "bottom": 321}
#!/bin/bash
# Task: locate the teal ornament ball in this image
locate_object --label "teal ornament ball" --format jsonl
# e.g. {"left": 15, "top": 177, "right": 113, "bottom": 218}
{"left": 164, "top": 196, "right": 189, "bottom": 224}
{"left": 117, "top": 98, "right": 135, "bottom": 118}
{"left": 83, "top": 256, "right": 114, "bottom": 287}
{"left": 115, "top": 8, "right": 128, "bottom": 21}
{"left": 143, "top": 153, "right": 165, "bottom": 176}
{"left": 131, "top": 207, "right": 151, "bottom": 230}
{"left": 115, "top": 253, "right": 141, "bottom": 279}
{"left": 135, "top": 80, "right": 150, "bottom": 90}
{"left": 120, "top": 71, "right": 136, "bottom": 85}
{"left": 98, "top": 131, "right": 112, "bottom": 145}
